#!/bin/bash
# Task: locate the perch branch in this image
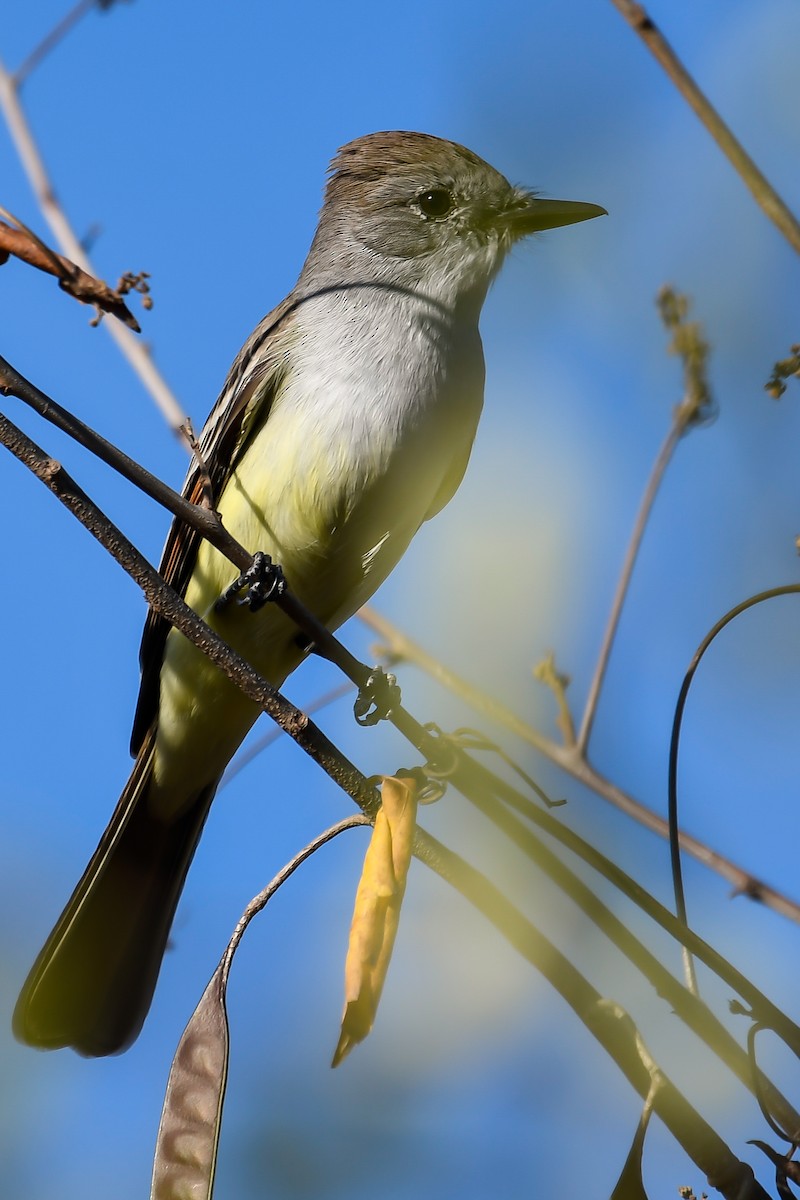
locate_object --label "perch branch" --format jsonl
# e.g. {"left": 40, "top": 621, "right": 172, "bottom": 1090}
{"left": 0, "top": 209, "right": 139, "bottom": 328}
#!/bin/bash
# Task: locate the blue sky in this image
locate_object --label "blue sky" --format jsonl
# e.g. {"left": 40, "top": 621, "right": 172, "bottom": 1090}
{"left": 2, "top": 2, "right": 800, "bottom": 1197}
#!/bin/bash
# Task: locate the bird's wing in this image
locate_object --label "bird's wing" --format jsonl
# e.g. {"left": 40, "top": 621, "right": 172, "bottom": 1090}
{"left": 130, "top": 294, "right": 298, "bottom": 754}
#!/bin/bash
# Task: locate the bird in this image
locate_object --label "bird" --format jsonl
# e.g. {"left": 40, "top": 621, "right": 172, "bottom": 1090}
{"left": 14, "top": 131, "right": 605, "bottom": 1055}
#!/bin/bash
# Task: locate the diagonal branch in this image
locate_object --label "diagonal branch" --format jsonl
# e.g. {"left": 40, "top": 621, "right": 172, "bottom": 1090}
{"left": 608, "top": 0, "right": 800, "bottom": 255}
{"left": 415, "top": 828, "right": 772, "bottom": 1200}
{"left": 0, "top": 210, "right": 139, "bottom": 328}
{"left": 0, "top": 356, "right": 536, "bottom": 801}
{"left": 359, "top": 605, "right": 800, "bottom": 927}
{"left": 4, "top": 392, "right": 795, "bottom": 1188}
{"left": 579, "top": 285, "right": 712, "bottom": 755}
{"left": 14, "top": 0, "right": 108, "bottom": 89}
{"left": 0, "top": 51, "right": 192, "bottom": 442}
{"left": 0, "top": 405, "right": 381, "bottom": 819}
{"left": 576, "top": 416, "right": 684, "bottom": 755}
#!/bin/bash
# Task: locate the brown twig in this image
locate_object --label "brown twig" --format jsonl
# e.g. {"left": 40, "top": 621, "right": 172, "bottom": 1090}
{"left": 0, "top": 356, "right": 516, "bottom": 789}
{"left": 608, "top": 0, "right": 800, "bottom": 255}
{"left": 0, "top": 211, "right": 140, "bottom": 329}
{"left": 577, "top": 416, "right": 684, "bottom": 755}
{"left": 358, "top": 605, "right": 800, "bottom": 927}
{"left": 0, "top": 355, "right": 248, "bottom": 571}
{"left": 0, "top": 405, "right": 382, "bottom": 819}
{"left": 222, "top": 681, "right": 354, "bottom": 788}
{"left": 0, "top": 52, "right": 192, "bottom": 445}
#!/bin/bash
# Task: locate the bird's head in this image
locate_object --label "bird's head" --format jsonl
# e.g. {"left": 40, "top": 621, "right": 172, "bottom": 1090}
{"left": 306, "top": 131, "right": 605, "bottom": 309}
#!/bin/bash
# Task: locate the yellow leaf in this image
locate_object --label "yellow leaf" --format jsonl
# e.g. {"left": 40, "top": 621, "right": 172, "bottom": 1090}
{"left": 332, "top": 775, "right": 418, "bottom": 1066}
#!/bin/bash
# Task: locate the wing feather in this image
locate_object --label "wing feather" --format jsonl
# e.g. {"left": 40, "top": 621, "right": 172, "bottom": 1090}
{"left": 130, "top": 294, "right": 297, "bottom": 754}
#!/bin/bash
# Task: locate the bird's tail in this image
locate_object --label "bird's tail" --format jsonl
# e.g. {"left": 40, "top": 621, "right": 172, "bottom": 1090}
{"left": 13, "top": 729, "right": 215, "bottom": 1057}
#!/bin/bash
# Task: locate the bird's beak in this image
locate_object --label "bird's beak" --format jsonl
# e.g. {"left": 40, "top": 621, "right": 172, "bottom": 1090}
{"left": 503, "top": 192, "right": 607, "bottom": 236}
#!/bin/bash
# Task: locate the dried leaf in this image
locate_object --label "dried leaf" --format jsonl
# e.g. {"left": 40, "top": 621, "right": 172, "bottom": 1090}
{"left": 150, "top": 967, "right": 229, "bottom": 1200}
{"left": 332, "top": 775, "right": 418, "bottom": 1065}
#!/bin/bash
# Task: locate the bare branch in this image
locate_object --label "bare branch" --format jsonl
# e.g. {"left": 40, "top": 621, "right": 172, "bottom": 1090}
{"left": 448, "top": 762, "right": 800, "bottom": 1136}
{"left": 0, "top": 52, "right": 191, "bottom": 444}
{"left": 359, "top": 605, "right": 800, "bottom": 927}
{"left": 608, "top": 0, "right": 800, "bottom": 255}
{"left": 0, "top": 405, "right": 385, "bottom": 822}
{"left": 13, "top": 0, "right": 109, "bottom": 88}
{"left": 577, "top": 286, "right": 712, "bottom": 756}
{"left": 0, "top": 210, "right": 140, "bottom": 328}
{"left": 4, "top": 382, "right": 797, "bottom": 1186}
{"left": 667, "top": 584, "right": 800, "bottom": 1002}
{"left": 415, "top": 828, "right": 773, "bottom": 1200}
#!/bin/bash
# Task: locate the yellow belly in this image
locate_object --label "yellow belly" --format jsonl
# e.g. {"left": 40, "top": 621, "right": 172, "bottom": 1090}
{"left": 149, "top": 396, "right": 438, "bottom": 811}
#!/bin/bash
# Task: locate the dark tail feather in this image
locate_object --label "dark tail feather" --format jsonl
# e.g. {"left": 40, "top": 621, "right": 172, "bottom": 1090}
{"left": 13, "top": 729, "right": 215, "bottom": 1057}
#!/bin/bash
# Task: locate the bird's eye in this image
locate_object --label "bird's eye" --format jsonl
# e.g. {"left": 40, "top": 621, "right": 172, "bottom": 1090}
{"left": 416, "top": 188, "right": 454, "bottom": 219}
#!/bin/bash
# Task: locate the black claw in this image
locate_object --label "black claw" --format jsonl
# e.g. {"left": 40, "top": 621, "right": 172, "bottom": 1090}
{"left": 353, "top": 667, "right": 401, "bottom": 726}
{"left": 395, "top": 766, "right": 446, "bottom": 804}
{"left": 215, "top": 551, "right": 285, "bottom": 613}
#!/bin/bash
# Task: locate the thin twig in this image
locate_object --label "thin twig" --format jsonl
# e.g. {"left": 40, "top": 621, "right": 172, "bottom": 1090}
{"left": 608, "top": 0, "right": 800, "bottom": 255}
{"left": 0, "top": 53, "right": 192, "bottom": 444}
{"left": 578, "top": 286, "right": 712, "bottom": 756}
{"left": 0, "top": 355, "right": 248, "bottom": 569}
{"left": 13, "top": 0, "right": 101, "bottom": 88}
{"left": 0, "top": 210, "right": 140, "bottom": 328}
{"left": 358, "top": 605, "right": 800, "bottom": 927}
{"left": 0, "top": 407, "right": 383, "bottom": 820}
{"left": 0, "top": 358, "right": 541, "bottom": 801}
{"left": 221, "top": 815, "right": 372, "bottom": 980}
{"left": 577, "top": 417, "right": 683, "bottom": 754}
{"left": 668, "top": 586, "right": 800, "bottom": 1000}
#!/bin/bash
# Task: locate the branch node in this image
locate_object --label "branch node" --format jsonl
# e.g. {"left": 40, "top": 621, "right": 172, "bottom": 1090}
{"left": 533, "top": 652, "right": 576, "bottom": 747}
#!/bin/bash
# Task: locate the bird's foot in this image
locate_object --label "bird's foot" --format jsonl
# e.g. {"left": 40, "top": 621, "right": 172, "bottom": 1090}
{"left": 215, "top": 551, "right": 286, "bottom": 613}
{"left": 354, "top": 667, "right": 401, "bottom": 726}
